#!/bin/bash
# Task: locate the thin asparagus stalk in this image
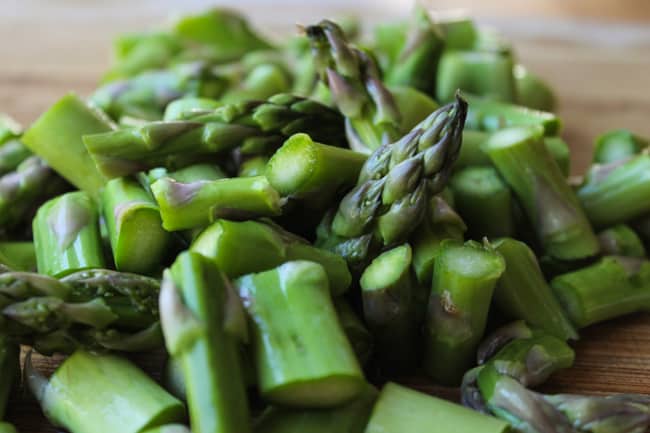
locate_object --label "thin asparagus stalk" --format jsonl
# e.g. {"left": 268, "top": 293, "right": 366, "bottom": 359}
{"left": 424, "top": 239, "right": 505, "bottom": 386}
{"left": 450, "top": 166, "right": 516, "bottom": 239}
{"left": 21, "top": 94, "right": 113, "bottom": 198}
{"left": 485, "top": 126, "right": 599, "bottom": 260}
{"left": 33, "top": 191, "right": 106, "bottom": 277}
{"left": 0, "top": 242, "right": 36, "bottom": 271}
{"left": 191, "top": 219, "right": 351, "bottom": 295}
{"left": 103, "top": 177, "right": 173, "bottom": 274}
{"left": 513, "top": 64, "right": 556, "bottom": 111}
{"left": 160, "top": 251, "right": 251, "bottom": 433}
{"left": 238, "top": 156, "right": 269, "bottom": 177}
{"left": 597, "top": 224, "right": 646, "bottom": 257}
{"left": 146, "top": 163, "right": 227, "bottom": 186}
{"left": 0, "top": 334, "right": 19, "bottom": 420}
{"left": 551, "top": 256, "right": 650, "bottom": 328}
{"left": 492, "top": 238, "right": 578, "bottom": 341}
{"left": 25, "top": 350, "right": 184, "bottom": 433}
{"left": 236, "top": 261, "right": 365, "bottom": 407}
{"left": 163, "top": 97, "right": 222, "bottom": 121}
{"left": 360, "top": 244, "right": 418, "bottom": 373}
{"left": 220, "top": 63, "right": 291, "bottom": 105}
{"left": 265, "top": 133, "right": 367, "bottom": 209}
{"left": 593, "top": 129, "right": 649, "bottom": 164}
{"left": 365, "top": 382, "right": 510, "bottom": 433}
{"left": 334, "top": 299, "right": 374, "bottom": 366}
{"left": 0, "top": 138, "right": 31, "bottom": 176}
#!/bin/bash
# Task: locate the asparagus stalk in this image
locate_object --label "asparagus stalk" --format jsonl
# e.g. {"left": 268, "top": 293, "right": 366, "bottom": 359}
{"left": 103, "top": 177, "right": 173, "bottom": 273}
{"left": 238, "top": 155, "right": 269, "bottom": 177}
{"left": 151, "top": 175, "right": 283, "bottom": 231}
{"left": 220, "top": 63, "right": 291, "bottom": 105}
{"left": 265, "top": 133, "right": 367, "bottom": 209}
{"left": 365, "top": 382, "right": 510, "bottom": 433}
{"left": 485, "top": 126, "right": 599, "bottom": 260}
{"left": 438, "top": 14, "right": 478, "bottom": 50}
{"left": 360, "top": 244, "right": 418, "bottom": 373}
{"left": 334, "top": 299, "right": 374, "bottom": 366}
{"left": 0, "top": 269, "right": 161, "bottom": 354}
{"left": 160, "top": 251, "right": 251, "bottom": 433}
{"left": 593, "top": 129, "right": 649, "bottom": 164}
{"left": 551, "top": 256, "right": 650, "bottom": 328}
{"left": 163, "top": 356, "right": 186, "bottom": 401}
{"left": 513, "top": 64, "right": 556, "bottom": 111}
{"left": 22, "top": 94, "right": 113, "bottom": 198}
{"left": 0, "top": 334, "right": 19, "bottom": 420}
{"left": 0, "top": 242, "right": 36, "bottom": 271}
{"left": 450, "top": 166, "right": 516, "bottom": 239}
{"left": 390, "top": 85, "right": 440, "bottom": 132}
{"left": 25, "top": 350, "right": 184, "bottom": 433}
{"left": 597, "top": 224, "right": 646, "bottom": 257}
{"left": 0, "top": 138, "right": 31, "bottom": 176}
{"left": 146, "top": 163, "right": 227, "bottom": 186}
{"left": 163, "top": 97, "right": 222, "bottom": 121}
{"left": 424, "top": 239, "right": 505, "bottom": 386}
{"left": 492, "top": 238, "right": 578, "bottom": 341}
{"left": 236, "top": 261, "right": 365, "bottom": 407}
{"left": 191, "top": 219, "right": 351, "bottom": 295}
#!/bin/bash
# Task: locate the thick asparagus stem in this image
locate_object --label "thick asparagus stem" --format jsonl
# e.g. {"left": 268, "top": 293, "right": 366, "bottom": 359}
{"left": 0, "top": 242, "right": 36, "bottom": 271}
{"left": 492, "top": 238, "right": 578, "bottom": 341}
{"left": 236, "top": 261, "right": 365, "bottom": 407}
{"left": 334, "top": 299, "right": 374, "bottom": 366}
{"left": 513, "top": 64, "right": 556, "bottom": 111}
{"left": 151, "top": 175, "right": 283, "bottom": 231}
{"left": 424, "top": 240, "right": 505, "bottom": 386}
{"left": 103, "top": 177, "right": 172, "bottom": 274}
{"left": 265, "top": 133, "right": 367, "bottom": 209}
{"left": 360, "top": 244, "right": 418, "bottom": 373}
{"left": 26, "top": 350, "right": 184, "bottom": 433}
{"left": 22, "top": 94, "right": 113, "bottom": 198}
{"left": 365, "top": 382, "right": 510, "bottom": 433}
{"left": 593, "top": 129, "right": 649, "bottom": 164}
{"left": 597, "top": 224, "right": 646, "bottom": 257}
{"left": 33, "top": 191, "right": 105, "bottom": 277}
{"left": 0, "top": 334, "right": 19, "bottom": 420}
{"left": 161, "top": 252, "right": 251, "bottom": 433}
{"left": 146, "top": 163, "right": 226, "bottom": 185}
{"left": 485, "top": 126, "right": 599, "bottom": 260}
{"left": 191, "top": 219, "right": 351, "bottom": 295}
{"left": 551, "top": 256, "right": 650, "bottom": 328}
{"left": 450, "top": 166, "right": 516, "bottom": 239}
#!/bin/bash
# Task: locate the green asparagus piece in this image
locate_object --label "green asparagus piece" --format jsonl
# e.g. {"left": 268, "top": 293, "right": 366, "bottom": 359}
{"left": 163, "top": 97, "right": 222, "bottom": 121}
{"left": 83, "top": 94, "right": 346, "bottom": 178}
{"left": 360, "top": 244, "right": 418, "bottom": 373}
{"left": 450, "top": 166, "right": 516, "bottom": 239}
{"left": 151, "top": 175, "right": 282, "bottom": 231}
{"left": 390, "top": 85, "right": 440, "bottom": 132}
{"left": 598, "top": 224, "right": 646, "bottom": 257}
{"left": 33, "top": 191, "right": 105, "bottom": 277}
{"left": 236, "top": 261, "right": 365, "bottom": 407}
{"left": 465, "top": 94, "right": 561, "bottom": 136}
{"left": 593, "top": 129, "right": 649, "bottom": 164}
{"left": 26, "top": 350, "right": 184, "bottom": 433}
{"left": 513, "top": 65, "right": 556, "bottom": 112}
{"left": 22, "top": 94, "right": 113, "bottom": 198}
{"left": 266, "top": 133, "right": 367, "bottom": 209}
{"left": 0, "top": 334, "right": 19, "bottom": 419}
{"left": 438, "top": 14, "right": 478, "bottom": 50}
{"left": 254, "top": 384, "right": 377, "bottom": 433}
{"left": 305, "top": 20, "right": 401, "bottom": 153}
{"left": 334, "top": 299, "right": 374, "bottom": 366}
{"left": 0, "top": 423, "right": 17, "bottom": 433}
{"left": 485, "top": 126, "right": 599, "bottom": 260}
{"left": 106, "top": 32, "right": 183, "bottom": 80}
{"left": 578, "top": 153, "right": 650, "bottom": 228}
{"left": 163, "top": 356, "right": 186, "bottom": 402}
{"left": 437, "top": 51, "right": 516, "bottom": 104}
{"left": 146, "top": 163, "right": 227, "bottom": 185}
{"left": 0, "top": 269, "right": 161, "bottom": 354}
{"left": 0, "top": 242, "right": 36, "bottom": 271}
{"left": 220, "top": 63, "right": 291, "bottom": 104}
{"left": 161, "top": 251, "right": 250, "bottom": 433}
{"left": 191, "top": 219, "right": 351, "bottom": 295}
{"left": 424, "top": 239, "right": 505, "bottom": 386}
{"left": 551, "top": 256, "right": 650, "bottom": 328}
{"left": 0, "top": 138, "right": 31, "bottom": 176}
{"left": 543, "top": 136, "right": 571, "bottom": 177}
{"left": 365, "top": 382, "right": 510, "bottom": 433}
{"left": 238, "top": 156, "right": 269, "bottom": 177}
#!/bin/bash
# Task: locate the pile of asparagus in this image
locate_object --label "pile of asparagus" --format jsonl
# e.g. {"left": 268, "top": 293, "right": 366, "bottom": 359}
{"left": 1, "top": 6, "right": 650, "bottom": 433}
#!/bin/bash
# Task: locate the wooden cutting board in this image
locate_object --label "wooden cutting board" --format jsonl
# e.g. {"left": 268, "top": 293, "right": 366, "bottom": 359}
{"left": 3, "top": 2, "right": 650, "bottom": 431}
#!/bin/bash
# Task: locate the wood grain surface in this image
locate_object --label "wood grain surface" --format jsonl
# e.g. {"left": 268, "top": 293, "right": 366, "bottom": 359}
{"left": 3, "top": 1, "right": 650, "bottom": 431}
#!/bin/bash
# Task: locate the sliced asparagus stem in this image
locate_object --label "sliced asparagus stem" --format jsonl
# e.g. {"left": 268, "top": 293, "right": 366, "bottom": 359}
{"left": 593, "top": 129, "right": 649, "bottom": 164}
{"left": 191, "top": 219, "right": 351, "bottom": 295}
{"left": 0, "top": 334, "right": 19, "bottom": 419}
{"left": 492, "top": 238, "right": 578, "bottom": 341}
{"left": 597, "top": 224, "right": 646, "bottom": 257}
{"left": 365, "top": 383, "right": 510, "bottom": 433}
{"left": 450, "top": 166, "right": 516, "bottom": 239}
{"left": 0, "top": 242, "right": 36, "bottom": 271}
{"left": 334, "top": 299, "right": 374, "bottom": 366}
{"left": 33, "top": 191, "right": 106, "bottom": 277}
{"left": 485, "top": 126, "right": 599, "bottom": 260}
{"left": 26, "top": 350, "right": 184, "bottom": 433}
{"left": 161, "top": 252, "right": 251, "bottom": 433}
{"left": 236, "top": 261, "right": 365, "bottom": 407}
{"left": 360, "top": 244, "right": 418, "bottom": 373}
{"left": 424, "top": 240, "right": 505, "bottom": 386}
{"left": 551, "top": 256, "right": 650, "bottom": 328}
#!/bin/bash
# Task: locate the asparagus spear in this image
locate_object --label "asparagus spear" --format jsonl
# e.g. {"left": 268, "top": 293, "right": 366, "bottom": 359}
{"left": 83, "top": 94, "right": 346, "bottom": 178}
{"left": 450, "top": 166, "right": 516, "bottom": 239}
{"left": 334, "top": 299, "right": 374, "bottom": 366}
{"left": 365, "top": 382, "right": 510, "bottom": 433}
{"left": 597, "top": 224, "right": 646, "bottom": 257}
{"left": 305, "top": 20, "right": 401, "bottom": 153}
{"left": 424, "top": 239, "right": 505, "bottom": 386}
{"left": 239, "top": 155, "right": 269, "bottom": 177}
{"left": 0, "top": 334, "right": 19, "bottom": 420}
{"left": 22, "top": 94, "right": 113, "bottom": 198}
{"left": 163, "top": 356, "right": 186, "bottom": 402}
{"left": 593, "top": 129, "right": 649, "bottom": 164}
{"left": 438, "top": 14, "right": 478, "bottom": 50}
{"left": 0, "top": 269, "right": 161, "bottom": 354}
{"left": 0, "top": 242, "right": 36, "bottom": 271}
{"left": 25, "top": 350, "right": 184, "bottom": 433}
{"left": 236, "top": 261, "right": 365, "bottom": 407}
{"left": 191, "top": 219, "right": 351, "bottom": 295}
{"left": 146, "top": 163, "right": 227, "bottom": 185}
{"left": 163, "top": 97, "right": 222, "bottom": 121}
{"left": 160, "top": 251, "right": 251, "bottom": 433}
{"left": 390, "top": 85, "right": 440, "bottom": 132}
{"left": 33, "top": 191, "right": 105, "bottom": 277}
{"left": 513, "top": 65, "right": 556, "bottom": 112}
{"left": 492, "top": 238, "right": 578, "bottom": 341}
{"left": 485, "top": 126, "right": 599, "bottom": 260}
{"left": 0, "top": 138, "right": 31, "bottom": 176}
